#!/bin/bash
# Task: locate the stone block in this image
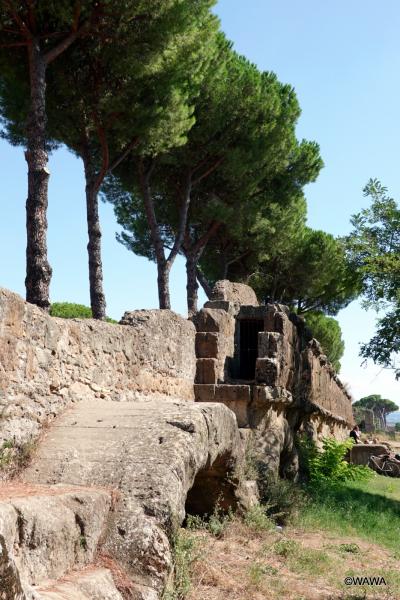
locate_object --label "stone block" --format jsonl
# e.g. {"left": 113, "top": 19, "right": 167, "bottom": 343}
{"left": 255, "top": 358, "right": 279, "bottom": 385}
{"left": 213, "top": 384, "right": 251, "bottom": 427}
{"left": 237, "top": 305, "right": 268, "bottom": 321}
{"left": 203, "top": 300, "right": 233, "bottom": 313}
{"left": 210, "top": 280, "right": 259, "bottom": 306}
{"left": 215, "top": 384, "right": 251, "bottom": 404}
{"left": 196, "top": 358, "right": 218, "bottom": 384}
{"left": 195, "top": 332, "right": 220, "bottom": 359}
{"left": 349, "top": 444, "right": 389, "bottom": 466}
{"left": 194, "top": 308, "right": 235, "bottom": 335}
{"left": 194, "top": 384, "right": 215, "bottom": 402}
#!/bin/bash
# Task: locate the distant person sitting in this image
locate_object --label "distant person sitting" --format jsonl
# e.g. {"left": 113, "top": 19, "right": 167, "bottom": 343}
{"left": 349, "top": 425, "right": 361, "bottom": 444}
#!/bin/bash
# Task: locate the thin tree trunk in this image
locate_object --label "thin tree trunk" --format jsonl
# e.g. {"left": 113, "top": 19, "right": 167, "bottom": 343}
{"left": 25, "top": 39, "right": 52, "bottom": 309}
{"left": 83, "top": 156, "right": 106, "bottom": 319}
{"left": 157, "top": 260, "right": 171, "bottom": 310}
{"left": 186, "top": 253, "right": 199, "bottom": 316}
{"left": 140, "top": 162, "right": 171, "bottom": 309}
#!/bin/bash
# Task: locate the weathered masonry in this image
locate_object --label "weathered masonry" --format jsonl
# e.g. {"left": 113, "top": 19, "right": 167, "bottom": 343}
{"left": 0, "top": 283, "right": 354, "bottom": 599}
{"left": 194, "top": 280, "right": 354, "bottom": 478}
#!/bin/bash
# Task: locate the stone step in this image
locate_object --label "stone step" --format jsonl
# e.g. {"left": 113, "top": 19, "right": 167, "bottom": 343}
{"left": 0, "top": 483, "right": 111, "bottom": 589}
{"left": 34, "top": 567, "right": 123, "bottom": 600}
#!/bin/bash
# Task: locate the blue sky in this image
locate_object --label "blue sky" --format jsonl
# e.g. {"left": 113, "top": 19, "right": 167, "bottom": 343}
{"left": 0, "top": 1, "right": 399, "bottom": 402}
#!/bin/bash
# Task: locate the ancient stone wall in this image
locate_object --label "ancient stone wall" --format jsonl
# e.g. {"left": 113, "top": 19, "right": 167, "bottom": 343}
{"left": 0, "top": 288, "right": 196, "bottom": 448}
{"left": 193, "top": 287, "right": 354, "bottom": 479}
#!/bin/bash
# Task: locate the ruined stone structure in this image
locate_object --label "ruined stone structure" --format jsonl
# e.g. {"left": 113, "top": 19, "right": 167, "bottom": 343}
{"left": 193, "top": 281, "right": 353, "bottom": 478}
{"left": 0, "top": 284, "right": 353, "bottom": 599}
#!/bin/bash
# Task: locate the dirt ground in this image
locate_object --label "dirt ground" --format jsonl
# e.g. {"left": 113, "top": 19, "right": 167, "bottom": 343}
{"left": 185, "top": 519, "right": 400, "bottom": 600}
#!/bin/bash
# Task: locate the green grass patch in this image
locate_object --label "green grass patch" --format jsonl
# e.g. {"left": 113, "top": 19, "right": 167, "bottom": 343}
{"left": 298, "top": 475, "right": 400, "bottom": 554}
{"left": 268, "top": 538, "right": 332, "bottom": 576}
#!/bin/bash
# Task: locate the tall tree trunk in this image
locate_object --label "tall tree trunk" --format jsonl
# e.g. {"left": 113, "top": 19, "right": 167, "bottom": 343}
{"left": 157, "top": 260, "right": 171, "bottom": 310}
{"left": 83, "top": 157, "right": 106, "bottom": 320}
{"left": 25, "top": 40, "right": 52, "bottom": 309}
{"left": 186, "top": 253, "right": 199, "bottom": 316}
{"left": 140, "top": 162, "right": 172, "bottom": 309}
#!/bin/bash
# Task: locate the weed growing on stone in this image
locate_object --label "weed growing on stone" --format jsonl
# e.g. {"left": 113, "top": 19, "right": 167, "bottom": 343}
{"left": 0, "top": 439, "right": 37, "bottom": 474}
{"left": 0, "top": 440, "right": 14, "bottom": 468}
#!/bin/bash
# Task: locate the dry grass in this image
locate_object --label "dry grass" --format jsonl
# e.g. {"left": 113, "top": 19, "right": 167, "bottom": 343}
{"left": 182, "top": 517, "right": 400, "bottom": 600}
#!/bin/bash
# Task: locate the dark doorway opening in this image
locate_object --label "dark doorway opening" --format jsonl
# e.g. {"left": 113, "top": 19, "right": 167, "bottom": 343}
{"left": 239, "top": 319, "right": 264, "bottom": 380}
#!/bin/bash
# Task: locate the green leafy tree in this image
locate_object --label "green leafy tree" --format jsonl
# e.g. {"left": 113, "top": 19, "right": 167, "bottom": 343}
{"left": 44, "top": 1, "right": 218, "bottom": 318}
{"left": 346, "top": 179, "right": 400, "bottom": 377}
{"left": 304, "top": 312, "right": 344, "bottom": 372}
{"left": 1, "top": 1, "right": 218, "bottom": 318}
{"left": 246, "top": 227, "right": 360, "bottom": 315}
{"left": 0, "top": 1, "right": 121, "bottom": 309}
{"left": 353, "top": 395, "right": 399, "bottom": 430}
{"left": 110, "top": 45, "right": 320, "bottom": 312}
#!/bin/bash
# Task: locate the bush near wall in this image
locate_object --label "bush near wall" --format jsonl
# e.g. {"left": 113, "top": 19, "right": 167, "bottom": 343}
{"left": 50, "top": 302, "right": 117, "bottom": 323}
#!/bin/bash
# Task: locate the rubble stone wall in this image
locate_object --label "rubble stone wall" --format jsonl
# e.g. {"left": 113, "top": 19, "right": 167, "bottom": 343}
{"left": 0, "top": 288, "right": 196, "bottom": 447}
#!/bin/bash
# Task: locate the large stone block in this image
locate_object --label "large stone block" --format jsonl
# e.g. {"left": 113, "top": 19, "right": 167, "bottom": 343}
{"left": 194, "top": 384, "right": 215, "bottom": 402}
{"left": 22, "top": 399, "right": 248, "bottom": 596}
{"left": 195, "top": 332, "right": 220, "bottom": 358}
{"left": 193, "top": 308, "right": 235, "bottom": 334}
{"left": 349, "top": 444, "right": 389, "bottom": 466}
{"left": 210, "top": 280, "right": 259, "bottom": 306}
{"left": 214, "top": 385, "right": 251, "bottom": 427}
{"left": 196, "top": 358, "right": 218, "bottom": 384}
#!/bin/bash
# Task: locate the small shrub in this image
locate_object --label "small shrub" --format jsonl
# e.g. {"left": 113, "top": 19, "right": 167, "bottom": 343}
{"left": 50, "top": 302, "right": 117, "bottom": 323}
{"left": 0, "top": 440, "right": 14, "bottom": 468}
{"left": 338, "top": 543, "right": 360, "bottom": 554}
{"left": 273, "top": 538, "right": 299, "bottom": 558}
{"left": 162, "top": 530, "right": 201, "bottom": 600}
{"left": 186, "top": 501, "right": 233, "bottom": 538}
{"left": 243, "top": 505, "right": 274, "bottom": 532}
{"left": 308, "top": 437, "right": 373, "bottom": 485}
{"left": 257, "top": 469, "right": 306, "bottom": 525}
{"left": 0, "top": 439, "right": 36, "bottom": 472}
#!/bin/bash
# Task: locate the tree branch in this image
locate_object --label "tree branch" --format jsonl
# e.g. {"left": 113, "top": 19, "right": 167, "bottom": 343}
{"left": 192, "top": 221, "right": 221, "bottom": 256}
{"left": 0, "top": 41, "right": 29, "bottom": 47}
{"left": 192, "top": 157, "right": 224, "bottom": 186}
{"left": 109, "top": 137, "right": 140, "bottom": 173}
{"left": 43, "top": 2, "right": 84, "bottom": 64}
{"left": 5, "top": 0, "right": 32, "bottom": 38}
{"left": 196, "top": 267, "right": 213, "bottom": 299}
